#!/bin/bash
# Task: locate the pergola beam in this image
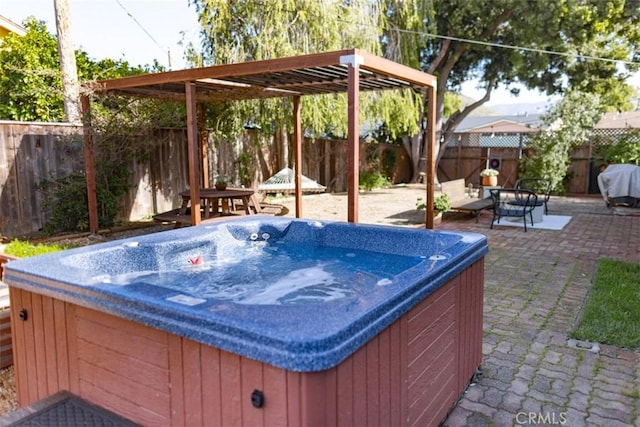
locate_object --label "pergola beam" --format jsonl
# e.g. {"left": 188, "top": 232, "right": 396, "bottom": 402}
{"left": 426, "top": 86, "right": 437, "bottom": 229}
{"left": 80, "top": 94, "right": 99, "bottom": 234}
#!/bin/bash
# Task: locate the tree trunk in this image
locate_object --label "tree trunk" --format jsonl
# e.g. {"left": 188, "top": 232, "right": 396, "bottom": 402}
{"left": 54, "top": 0, "right": 81, "bottom": 124}
{"left": 403, "top": 134, "right": 422, "bottom": 182}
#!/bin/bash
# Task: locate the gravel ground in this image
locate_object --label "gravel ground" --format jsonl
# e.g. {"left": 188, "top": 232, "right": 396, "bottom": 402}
{"left": 0, "top": 184, "right": 430, "bottom": 415}
{"left": 0, "top": 366, "right": 15, "bottom": 415}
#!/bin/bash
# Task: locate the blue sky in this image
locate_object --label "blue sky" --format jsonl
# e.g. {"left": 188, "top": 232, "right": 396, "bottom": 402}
{"left": 4, "top": 1, "right": 636, "bottom": 111}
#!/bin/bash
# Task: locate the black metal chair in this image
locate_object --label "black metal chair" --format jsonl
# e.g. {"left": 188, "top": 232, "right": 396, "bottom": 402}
{"left": 489, "top": 188, "right": 538, "bottom": 232}
{"left": 515, "top": 178, "right": 552, "bottom": 215}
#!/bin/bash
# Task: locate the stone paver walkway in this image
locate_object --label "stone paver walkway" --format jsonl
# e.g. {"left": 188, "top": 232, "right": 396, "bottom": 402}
{"left": 437, "top": 196, "right": 640, "bottom": 426}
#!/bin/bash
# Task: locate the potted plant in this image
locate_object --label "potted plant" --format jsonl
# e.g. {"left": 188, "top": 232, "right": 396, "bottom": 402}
{"left": 480, "top": 168, "right": 499, "bottom": 187}
{"left": 416, "top": 194, "right": 451, "bottom": 224}
{"left": 215, "top": 176, "right": 228, "bottom": 191}
{"left": 433, "top": 193, "right": 452, "bottom": 214}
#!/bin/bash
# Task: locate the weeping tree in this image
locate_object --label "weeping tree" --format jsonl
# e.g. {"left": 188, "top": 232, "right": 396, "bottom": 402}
{"left": 187, "top": 0, "right": 423, "bottom": 180}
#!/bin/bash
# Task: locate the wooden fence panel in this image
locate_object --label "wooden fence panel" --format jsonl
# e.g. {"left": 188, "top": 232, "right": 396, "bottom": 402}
{"left": 0, "top": 122, "right": 82, "bottom": 237}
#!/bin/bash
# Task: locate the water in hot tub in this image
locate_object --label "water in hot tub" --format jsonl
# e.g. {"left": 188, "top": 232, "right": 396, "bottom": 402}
{"left": 99, "top": 237, "right": 425, "bottom": 305}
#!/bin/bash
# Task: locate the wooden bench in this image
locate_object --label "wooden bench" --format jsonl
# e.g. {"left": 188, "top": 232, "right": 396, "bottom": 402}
{"left": 441, "top": 179, "right": 494, "bottom": 222}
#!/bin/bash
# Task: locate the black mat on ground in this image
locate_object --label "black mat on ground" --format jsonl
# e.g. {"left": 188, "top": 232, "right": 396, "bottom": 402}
{"left": 2, "top": 391, "right": 138, "bottom": 427}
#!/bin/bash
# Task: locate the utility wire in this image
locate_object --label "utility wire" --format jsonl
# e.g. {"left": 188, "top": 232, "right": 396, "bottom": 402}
{"left": 419, "top": 29, "right": 639, "bottom": 67}
{"left": 344, "top": 19, "right": 640, "bottom": 67}
{"left": 112, "top": 0, "right": 171, "bottom": 66}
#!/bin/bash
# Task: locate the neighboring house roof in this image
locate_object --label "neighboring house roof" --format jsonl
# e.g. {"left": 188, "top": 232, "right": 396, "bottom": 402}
{"left": 595, "top": 111, "right": 640, "bottom": 129}
{"left": 453, "top": 110, "right": 640, "bottom": 134}
{"left": 0, "top": 16, "right": 27, "bottom": 39}
{"left": 453, "top": 114, "right": 543, "bottom": 133}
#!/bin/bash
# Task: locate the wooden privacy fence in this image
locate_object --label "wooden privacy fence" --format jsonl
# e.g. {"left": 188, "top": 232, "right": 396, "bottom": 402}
{"left": 3, "top": 121, "right": 628, "bottom": 237}
{"left": 439, "top": 129, "right": 639, "bottom": 194}
{"left": 0, "top": 121, "right": 409, "bottom": 237}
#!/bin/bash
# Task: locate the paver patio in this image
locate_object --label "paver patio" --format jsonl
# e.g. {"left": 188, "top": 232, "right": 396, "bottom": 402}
{"left": 437, "top": 196, "right": 640, "bottom": 426}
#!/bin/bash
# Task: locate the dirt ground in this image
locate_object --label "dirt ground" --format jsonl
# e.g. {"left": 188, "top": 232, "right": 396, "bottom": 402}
{"left": 268, "top": 183, "right": 430, "bottom": 226}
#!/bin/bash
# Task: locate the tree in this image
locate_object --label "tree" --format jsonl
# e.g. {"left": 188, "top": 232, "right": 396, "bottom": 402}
{"left": 189, "top": 0, "right": 422, "bottom": 176}
{"left": 385, "top": 0, "right": 639, "bottom": 177}
{"left": 0, "top": 17, "right": 177, "bottom": 231}
{"left": 0, "top": 18, "right": 65, "bottom": 122}
{"left": 54, "top": 0, "right": 81, "bottom": 123}
{"left": 0, "top": 17, "right": 149, "bottom": 122}
{"left": 520, "top": 90, "right": 604, "bottom": 193}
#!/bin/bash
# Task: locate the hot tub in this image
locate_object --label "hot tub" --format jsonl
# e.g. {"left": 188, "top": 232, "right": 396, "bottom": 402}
{"left": 5, "top": 217, "right": 487, "bottom": 426}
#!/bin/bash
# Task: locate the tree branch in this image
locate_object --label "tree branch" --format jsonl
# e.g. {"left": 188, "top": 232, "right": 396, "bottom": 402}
{"left": 427, "top": 38, "right": 451, "bottom": 74}
{"left": 444, "top": 77, "right": 496, "bottom": 136}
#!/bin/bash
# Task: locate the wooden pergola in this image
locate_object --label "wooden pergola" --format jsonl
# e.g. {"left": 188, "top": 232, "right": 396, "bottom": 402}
{"left": 81, "top": 49, "right": 437, "bottom": 233}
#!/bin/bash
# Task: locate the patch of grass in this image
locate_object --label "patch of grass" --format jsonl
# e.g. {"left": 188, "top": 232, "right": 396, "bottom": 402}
{"left": 571, "top": 258, "right": 640, "bottom": 349}
{"left": 3, "top": 239, "right": 68, "bottom": 258}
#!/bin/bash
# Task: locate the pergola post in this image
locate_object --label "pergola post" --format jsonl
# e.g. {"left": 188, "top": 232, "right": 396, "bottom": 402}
{"left": 80, "top": 94, "right": 99, "bottom": 234}
{"left": 197, "top": 103, "right": 209, "bottom": 188}
{"left": 185, "top": 81, "right": 201, "bottom": 226}
{"left": 425, "top": 86, "right": 437, "bottom": 229}
{"left": 346, "top": 59, "right": 360, "bottom": 223}
{"left": 292, "top": 96, "right": 303, "bottom": 218}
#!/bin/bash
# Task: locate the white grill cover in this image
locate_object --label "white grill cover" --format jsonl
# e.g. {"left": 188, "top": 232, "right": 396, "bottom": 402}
{"left": 597, "top": 164, "right": 640, "bottom": 201}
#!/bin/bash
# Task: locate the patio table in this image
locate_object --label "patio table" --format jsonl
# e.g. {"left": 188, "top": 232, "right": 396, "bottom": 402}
{"left": 179, "top": 188, "right": 260, "bottom": 218}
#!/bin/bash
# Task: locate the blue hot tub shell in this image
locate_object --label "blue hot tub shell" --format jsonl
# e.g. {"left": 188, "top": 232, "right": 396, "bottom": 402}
{"left": 5, "top": 216, "right": 488, "bottom": 372}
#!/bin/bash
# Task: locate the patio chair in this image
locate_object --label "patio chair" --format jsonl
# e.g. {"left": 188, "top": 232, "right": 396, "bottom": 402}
{"left": 489, "top": 188, "right": 538, "bottom": 232}
{"left": 515, "top": 178, "right": 552, "bottom": 214}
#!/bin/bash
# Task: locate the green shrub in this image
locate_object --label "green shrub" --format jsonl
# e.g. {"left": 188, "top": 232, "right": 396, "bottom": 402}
{"left": 593, "top": 129, "right": 640, "bottom": 166}
{"left": 3, "top": 239, "right": 68, "bottom": 257}
{"left": 359, "top": 171, "right": 389, "bottom": 191}
{"left": 39, "top": 159, "right": 132, "bottom": 233}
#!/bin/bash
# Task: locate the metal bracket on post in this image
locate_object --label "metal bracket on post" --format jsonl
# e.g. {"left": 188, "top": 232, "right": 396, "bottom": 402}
{"left": 339, "top": 54, "right": 364, "bottom": 67}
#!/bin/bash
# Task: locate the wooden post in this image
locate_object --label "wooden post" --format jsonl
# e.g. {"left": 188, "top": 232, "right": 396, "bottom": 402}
{"left": 185, "top": 82, "right": 201, "bottom": 226}
{"left": 198, "top": 103, "right": 209, "bottom": 188}
{"left": 80, "top": 95, "right": 99, "bottom": 234}
{"left": 426, "top": 86, "right": 437, "bottom": 229}
{"left": 292, "top": 96, "right": 303, "bottom": 218}
{"left": 346, "top": 60, "right": 360, "bottom": 223}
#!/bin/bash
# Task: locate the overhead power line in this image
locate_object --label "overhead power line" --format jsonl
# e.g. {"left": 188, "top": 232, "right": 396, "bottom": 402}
{"left": 415, "top": 29, "right": 639, "bottom": 67}
{"left": 113, "top": 0, "right": 171, "bottom": 65}
{"left": 356, "top": 20, "right": 640, "bottom": 67}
